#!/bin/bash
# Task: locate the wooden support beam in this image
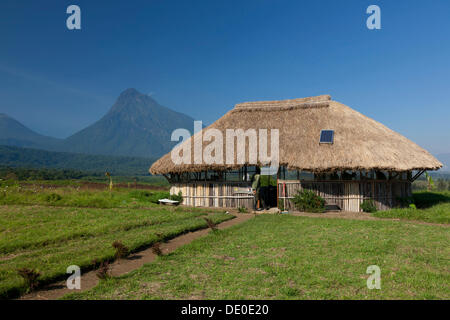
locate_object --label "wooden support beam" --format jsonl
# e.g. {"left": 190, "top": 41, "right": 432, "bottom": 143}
{"left": 410, "top": 170, "right": 425, "bottom": 182}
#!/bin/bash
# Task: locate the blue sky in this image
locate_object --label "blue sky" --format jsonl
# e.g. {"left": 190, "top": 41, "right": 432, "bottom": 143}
{"left": 0, "top": 0, "right": 449, "bottom": 154}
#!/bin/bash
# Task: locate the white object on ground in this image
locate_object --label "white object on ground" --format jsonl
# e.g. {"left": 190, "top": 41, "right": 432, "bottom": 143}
{"left": 158, "top": 198, "right": 179, "bottom": 205}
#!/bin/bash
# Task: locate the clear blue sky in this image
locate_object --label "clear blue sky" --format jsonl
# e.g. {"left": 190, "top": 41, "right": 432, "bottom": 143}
{"left": 0, "top": 0, "right": 449, "bottom": 154}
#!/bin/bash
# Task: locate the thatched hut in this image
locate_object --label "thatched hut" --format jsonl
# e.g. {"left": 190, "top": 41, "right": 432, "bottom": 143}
{"left": 150, "top": 95, "right": 441, "bottom": 212}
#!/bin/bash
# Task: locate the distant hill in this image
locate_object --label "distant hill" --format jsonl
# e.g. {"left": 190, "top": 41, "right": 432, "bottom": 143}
{"left": 0, "top": 88, "right": 195, "bottom": 158}
{"left": 63, "top": 88, "right": 195, "bottom": 157}
{"left": 0, "top": 145, "right": 154, "bottom": 176}
{"left": 0, "top": 113, "right": 62, "bottom": 150}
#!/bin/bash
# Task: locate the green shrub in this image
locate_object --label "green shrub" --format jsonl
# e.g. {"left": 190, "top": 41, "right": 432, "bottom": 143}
{"left": 409, "top": 203, "right": 417, "bottom": 209}
{"left": 169, "top": 191, "right": 183, "bottom": 204}
{"left": 238, "top": 206, "right": 248, "bottom": 213}
{"left": 94, "top": 261, "right": 111, "bottom": 280}
{"left": 112, "top": 240, "right": 129, "bottom": 259}
{"left": 292, "top": 190, "right": 325, "bottom": 213}
{"left": 412, "top": 191, "right": 450, "bottom": 208}
{"left": 361, "top": 199, "right": 377, "bottom": 213}
{"left": 17, "top": 267, "right": 41, "bottom": 292}
{"left": 44, "top": 193, "right": 62, "bottom": 203}
{"left": 151, "top": 242, "right": 163, "bottom": 256}
{"left": 204, "top": 217, "right": 218, "bottom": 231}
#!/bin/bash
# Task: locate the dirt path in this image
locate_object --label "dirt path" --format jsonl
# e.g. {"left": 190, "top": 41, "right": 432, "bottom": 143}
{"left": 19, "top": 213, "right": 252, "bottom": 300}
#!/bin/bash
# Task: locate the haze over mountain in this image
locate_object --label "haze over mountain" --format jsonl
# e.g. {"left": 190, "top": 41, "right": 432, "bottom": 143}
{"left": 0, "top": 113, "right": 62, "bottom": 150}
{"left": 437, "top": 153, "right": 450, "bottom": 171}
{"left": 63, "top": 88, "right": 195, "bottom": 158}
{"left": 0, "top": 89, "right": 195, "bottom": 158}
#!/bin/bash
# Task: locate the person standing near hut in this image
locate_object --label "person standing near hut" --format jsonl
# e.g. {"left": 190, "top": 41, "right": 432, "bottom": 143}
{"left": 251, "top": 167, "right": 262, "bottom": 211}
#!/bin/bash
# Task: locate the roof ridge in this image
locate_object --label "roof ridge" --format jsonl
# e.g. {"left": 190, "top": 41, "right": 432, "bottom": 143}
{"left": 234, "top": 94, "right": 331, "bottom": 109}
{"left": 233, "top": 100, "right": 330, "bottom": 112}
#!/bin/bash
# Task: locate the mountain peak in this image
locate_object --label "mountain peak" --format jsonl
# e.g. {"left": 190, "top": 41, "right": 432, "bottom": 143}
{"left": 119, "top": 88, "right": 141, "bottom": 98}
{"left": 0, "top": 113, "right": 61, "bottom": 149}
{"left": 110, "top": 88, "right": 158, "bottom": 115}
{"left": 65, "top": 88, "right": 195, "bottom": 158}
{"left": 115, "top": 88, "right": 144, "bottom": 105}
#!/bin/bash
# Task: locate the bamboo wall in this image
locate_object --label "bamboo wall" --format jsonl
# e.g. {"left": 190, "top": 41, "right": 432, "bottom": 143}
{"left": 170, "top": 181, "right": 254, "bottom": 209}
{"left": 277, "top": 180, "right": 412, "bottom": 212}
{"left": 170, "top": 179, "right": 412, "bottom": 212}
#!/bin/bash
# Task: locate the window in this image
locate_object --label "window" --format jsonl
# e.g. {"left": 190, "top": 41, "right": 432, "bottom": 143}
{"left": 319, "top": 130, "right": 334, "bottom": 144}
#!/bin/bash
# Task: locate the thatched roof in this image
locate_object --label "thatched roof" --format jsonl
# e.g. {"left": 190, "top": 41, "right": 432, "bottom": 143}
{"left": 150, "top": 95, "right": 442, "bottom": 174}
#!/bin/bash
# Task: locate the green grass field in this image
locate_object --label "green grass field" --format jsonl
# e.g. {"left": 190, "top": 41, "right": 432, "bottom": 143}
{"left": 372, "top": 191, "right": 450, "bottom": 224}
{"left": 372, "top": 203, "right": 450, "bottom": 224}
{"left": 1, "top": 176, "right": 449, "bottom": 300}
{"left": 0, "top": 180, "right": 170, "bottom": 209}
{"left": 0, "top": 186, "right": 232, "bottom": 298}
{"left": 65, "top": 214, "right": 449, "bottom": 300}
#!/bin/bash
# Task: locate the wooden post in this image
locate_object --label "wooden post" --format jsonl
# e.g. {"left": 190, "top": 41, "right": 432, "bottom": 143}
{"left": 276, "top": 167, "right": 280, "bottom": 209}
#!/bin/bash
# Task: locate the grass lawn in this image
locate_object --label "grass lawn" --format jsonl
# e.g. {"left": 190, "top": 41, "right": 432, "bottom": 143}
{"left": 0, "top": 204, "right": 232, "bottom": 298}
{"left": 372, "top": 203, "right": 450, "bottom": 224}
{"left": 372, "top": 191, "right": 450, "bottom": 224}
{"left": 65, "top": 215, "right": 450, "bottom": 300}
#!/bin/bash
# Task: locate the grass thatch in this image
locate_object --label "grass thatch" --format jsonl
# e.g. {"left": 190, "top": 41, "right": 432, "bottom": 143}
{"left": 150, "top": 95, "right": 442, "bottom": 174}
